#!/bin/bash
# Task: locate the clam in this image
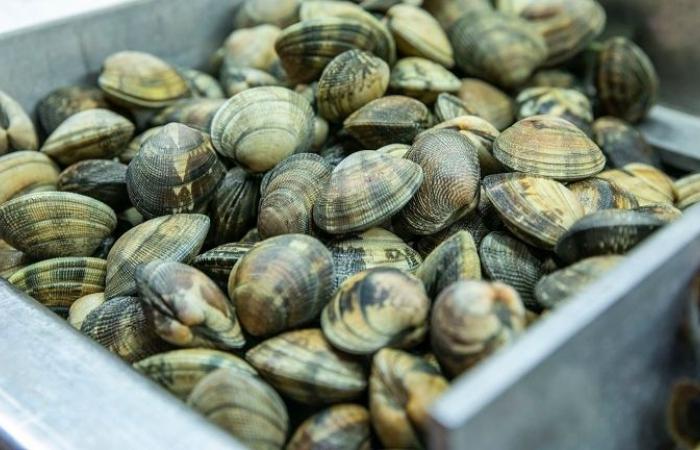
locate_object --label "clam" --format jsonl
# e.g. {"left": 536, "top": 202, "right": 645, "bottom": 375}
{"left": 554, "top": 209, "right": 665, "bottom": 264}
{"left": 0, "top": 151, "right": 59, "bottom": 205}
{"left": 105, "top": 214, "right": 210, "bottom": 299}
{"left": 624, "top": 163, "right": 677, "bottom": 202}
{"left": 313, "top": 150, "right": 423, "bottom": 234}
{"left": 287, "top": 404, "right": 371, "bottom": 450}
{"left": 317, "top": 50, "right": 390, "bottom": 123}
{"left": 135, "top": 260, "right": 245, "bottom": 350}
{"left": 0, "top": 240, "right": 29, "bottom": 279}
{"left": 598, "top": 166, "right": 675, "bottom": 206}
{"left": 675, "top": 173, "right": 700, "bottom": 210}
{"left": 596, "top": 37, "right": 658, "bottom": 123}
{"left": 449, "top": 11, "right": 547, "bottom": 88}
{"left": 177, "top": 68, "right": 225, "bottom": 99}
{"left": 313, "top": 116, "right": 329, "bottom": 150}
{"left": 134, "top": 349, "right": 256, "bottom": 400}
{"left": 395, "top": 129, "right": 480, "bottom": 235}
{"left": 479, "top": 231, "right": 543, "bottom": 311}
{"left": 592, "top": 117, "right": 660, "bottom": 168}
{"left": 370, "top": 348, "right": 450, "bottom": 448}
{"left": 0, "top": 191, "right": 117, "bottom": 260}
{"left": 67, "top": 292, "right": 106, "bottom": 330}
{"left": 57, "top": 160, "right": 129, "bottom": 211}
{"left": 37, "top": 86, "right": 111, "bottom": 134}
{"left": 233, "top": 0, "right": 300, "bottom": 28}
{"left": 0, "top": 91, "right": 38, "bottom": 154}
{"left": 493, "top": 115, "right": 605, "bottom": 181}
{"left": 534, "top": 255, "right": 623, "bottom": 309}
{"left": 218, "top": 25, "right": 282, "bottom": 72}
{"left": 431, "top": 280, "right": 526, "bottom": 377}
{"left": 377, "top": 143, "right": 411, "bottom": 159}
{"left": 116, "top": 207, "right": 145, "bottom": 233}
{"left": 515, "top": 87, "right": 594, "bottom": 135}
{"left": 528, "top": 69, "right": 582, "bottom": 90}
{"left": 458, "top": 78, "right": 514, "bottom": 131}
{"left": 321, "top": 268, "right": 430, "bottom": 354}
{"left": 417, "top": 230, "right": 482, "bottom": 297}
{"left": 98, "top": 51, "right": 189, "bottom": 109}
{"left": 219, "top": 63, "right": 279, "bottom": 97}
{"left": 208, "top": 167, "right": 260, "bottom": 245}
{"left": 430, "top": 114, "right": 503, "bottom": 175}
{"left": 328, "top": 227, "right": 422, "bottom": 289}
{"left": 246, "top": 329, "right": 367, "bottom": 404}
{"left": 275, "top": 17, "right": 377, "bottom": 84}
{"left": 211, "top": 86, "right": 315, "bottom": 173}
{"left": 228, "top": 234, "right": 334, "bottom": 337}
{"left": 41, "top": 109, "right": 135, "bottom": 166}
{"left": 361, "top": 0, "right": 424, "bottom": 13}
{"left": 633, "top": 204, "right": 683, "bottom": 223}
{"left": 483, "top": 173, "right": 585, "bottom": 249}
{"left": 343, "top": 96, "right": 433, "bottom": 148}
{"left": 187, "top": 368, "right": 289, "bottom": 450}
{"left": 423, "top": 0, "right": 493, "bottom": 30}
{"left": 567, "top": 177, "right": 639, "bottom": 215}
{"left": 8, "top": 257, "right": 106, "bottom": 315}
{"left": 386, "top": 4, "right": 454, "bottom": 67}
{"left": 258, "top": 153, "right": 332, "bottom": 238}
{"left": 240, "top": 228, "right": 262, "bottom": 244}
{"left": 433, "top": 94, "right": 477, "bottom": 122}
{"left": 81, "top": 295, "right": 169, "bottom": 362}
{"left": 667, "top": 380, "right": 700, "bottom": 450}
{"left": 192, "top": 242, "right": 254, "bottom": 289}
{"left": 389, "top": 57, "right": 461, "bottom": 104}
{"left": 150, "top": 98, "right": 226, "bottom": 132}
{"left": 120, "top": 126, "right": 163, "bottom": 164}
{"left": 127, "top": 123, "right": 225, "bottom": 218}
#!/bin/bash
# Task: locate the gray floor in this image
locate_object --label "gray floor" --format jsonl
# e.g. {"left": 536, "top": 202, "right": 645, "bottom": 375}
{"left": 0, "top": 0, "right": 131, "bottom": 34}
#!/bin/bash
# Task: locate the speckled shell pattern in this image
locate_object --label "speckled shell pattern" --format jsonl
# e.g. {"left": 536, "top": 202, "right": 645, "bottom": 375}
{"left": 417, "top": 230, "right": 482, "bottom": 297}
{"left": 389, "top": 57, "right": 461, "bottom": 103}
{"left": 515, "top": 87, "right": 594, "bottom": 135}
{"left": 568, "top": 177, "right": 639, "bottom": 215}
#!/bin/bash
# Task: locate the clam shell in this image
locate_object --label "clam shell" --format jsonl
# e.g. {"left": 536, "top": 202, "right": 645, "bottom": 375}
{"left": 135, "top": 260, "right": 245, "bottom": 350}
{"left": 376, "top": 143, "right": 411, "bottom": 159}
{"left": 433, "top": 93, "right": 477, "bottom": 122}
{"left": 394, "top": 129, "right": 480, "bottom": 235}
{"left": 387, "top": 4, "right": 454, "bottom": 67}
{"left": 554, "top": 209, "right": 665, "bottom": 264}
{"left": 41, "top": 109, "right": 134, "bottom": 166}
{"left": 592, "top": 116, "right": 660, "bottom": 168}
{"left": 430, "top": 114, "right": 503, "bottom": 175}
{"left": 134, "top": 349, "right": 256, "bottom": 400}
{"left": 633, "top": 203, "right": 683, "bottom": 223}
{"left": 448, "top": 11, "right": 547, "bottom": 88}
{"left": 624, "top": 163, "right": 677, "bottom": 202}
{"left": 150, "top": 98, "right": 226, "bottom": 132}
{"left": 228, "top": 234, "right": 334, "bottom": 337}
{"left": 211, "top": 86, "right": 315, "bottom": 174}
{"left": 105, "top": 214, "right": 210, "bottom": 299}
{"left": 192, "top": 242, "right": 254, "bottom": 289}
{"left": 313, "top": 116, "right": 329, "bottom": 150}
{"left": 483, "top": 173, "right": 585, "bottom": 249}
{"left": 233, "top": 0, "right": 300, "bottom": 28}
{"left": 98, "top": 51, "right": 189, "bottom": 108}
{"left": 567, "top": 177, "right": 639, "bottom": 215}
{"left": 431, "top": 280, "right": 526, "bottom": 377}
{"left": 417, "top": 230, "right": 482, "bottom": 297}
{"left": 0, "top": 191, "right": 117, "bottom": 260}
{"left": 246, "top": 329, "right": 367, "bottom": 404}
{"left": 187, "top": 368, "right": 289, "bottom": 450}
{"left": 343, "top": 96, "right": 433, "bottom": 148}
{"left": 208, "top": 167, "right": 259, "bottom": 246}
{"left": 258, "top": 153, "right": 333, "bottom": 238}
{"left": 458, "top": 78, "right": 514, "bottom": 131}
{"left": 370, "top": 348, "right": 449, "bottom": 448}
{"left": 0, "top": 151, "right": 59, "bottom": 205}
{"left": 58, "top": 159, "right": 129, "bottom": 211}
{"left": 0, "top": 91, "right": 38, "bottom": 154}
{"left": 423, "top": 0, "right": 493, "bottom": 29}
{"left": 515, "top": 87, "right": 594, "bottom": 135}
{"left": 389, "top": 57, "right": 461, "bottom": 104}
{"left": 127, "top": 123, "right": 225, "bottom": 218}
{"left": 527, "top": 69, "right": 582, "bottom": 90}
{"left": 67, "top": 292, "right": 106, "bottom": 330}
{"left": 317, "top": 50, "right": 390, "bottom": 123}
{"left": 534, "top": 255, "right": 623, "bottom": 309}
{"left": 479, "top": 231, "right": 543, "bottom": 311}
{"left": 313, "top": 150, "right": 423, "bottom": 234}
{"left": 597, "top": 166, "right": 675, "bottom": 206}
{"left": 493, "top": 115, "right": 605, "bottom": 181}
{"left": 177, "top": 68, "right": 225, "bottom": 99}
{"left": 240, "top": 228, "right": 262, "bottom": 244}
{"left": 37, "top": 86, "right": 110, "bottom": 134}
{"left": 667, "top": 379, "right": 700, "bottom": 450}
{"left": 219, "top": 24, "right": 282, "bottom": 72}
{"left": 287, "top": 404, "right": 371, "bottom": 450}
{"left": 120, "top": 126, "right": 163, "bottom": 164}
{"left": 674, "top": 173, "right": 700, "bottom": 210}
{"left": 219, "top": 63, "right": 280, "bottom": 97}
{"left": 8, "top": 257, "right": 106, "bottom": 315}
{"left": 0, "top": 239, "right": 29, "bottom": 279}
{"left": 321, "top": 267, "right": 430, "bottom": 354}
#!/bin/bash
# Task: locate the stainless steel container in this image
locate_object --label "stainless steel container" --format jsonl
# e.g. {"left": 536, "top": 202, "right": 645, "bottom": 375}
{"left": 0, "top": 1, "right": 699, "bottom": 449}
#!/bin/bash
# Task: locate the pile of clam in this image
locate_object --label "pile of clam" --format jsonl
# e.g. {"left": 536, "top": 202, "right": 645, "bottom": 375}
{"left": 1, "top": 0, "right": 699, "bottom": 448}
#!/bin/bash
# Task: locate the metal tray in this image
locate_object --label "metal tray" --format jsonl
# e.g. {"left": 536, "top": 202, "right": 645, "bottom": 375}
{"left": 1, "top": 1, "right": 699, "bottom": 449}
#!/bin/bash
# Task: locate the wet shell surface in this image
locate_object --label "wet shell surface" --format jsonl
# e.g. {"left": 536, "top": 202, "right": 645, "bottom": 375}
{"left": 430, "top": 280, "right": 526, "bottom": 376}
{"left": 98, "top": 51, "right": 189, "bottom": 108}
{"left": 0, "top": 239, "right": 29, "bottom": 279}
{"left": 313, "top": 150, "right": 423, "bottom": 234}
{"left": 458, "top": 78, "right": 514, "bottom": 131}
{"left": 0, "top": 151, "right": 59, "bottom": 205}
{"left": 58, "top": 159, "right": 129, "bottom": 211}
{"left": 417, "top": 230, "right": 482, "bottom": 298}
{"left": 134, "top": 348, "right": 256, "bottom": 400}
{"left": 218, "top": 24, "right": 282, "bottom": 72}
{"left": 0, "top": 91, "right": 38, "bottom": 154}
{"left": 567, "top": 177, "right": 639, "bottom": 215}
{"left": 0, "top": 191, "right": 117, "bottom": 260}
{"left": 135, "top": 260, "right": 245, "bottom": 350}
{"left": 105, "top": 214, "right": 210, "bottom": 299}
{"left": 41, "top": 109, "right": 135, "bottom": 166}
{"left": 126, "top": 123, "right": 225, "bottom": 218}
{"left": 633, "top": 203, "right": 683, "bottom": 223}
{"left": 483, "top": 173, "right": 585, "bottom": 249}
{"left": 246, "top": 329, "right": 367, "bottom": 404}
{"left": 233, "top": 0, "right": 300, "bottom": 28}
{"left": 492, "top": 115, "right": 605, "bottom": 181}
{"left": 192, "top": 242, "right": 254, "bottom": 289}
{"left": 389, "top": 57, "right": 460, "bottom": 104}
{"left": 287, "top": 404, "right": 371, "bottom": 450}
{"left": 386, "top": 4, "right": 454, "bottom": 67}
{"left": 592, "top": 117, "right": 660, "bottom": 168}
{"left": 321, "top": 268, "right": 430, "bottom": 355}
{"left": 37, "top": 86, "right": 111, "bottom": 134}
{"left": 208, "top": 167, "right": 259, "bottom": 245}
{"left": 598, "top": 165, "right": 675, "bottom": 206}
{"left": 675, "top": 173, "right": 700, "bottom": 210}
{"left": 433, "top": 93, "right": 477, "bottom": 122}
{"left": 186, "top": 368, "right": 289, "bottom": 450}
{"left": 423, "top": 0, "right": 493, "bottom": 30}
{"left": 376, "top": 143, "right": 411, "bottom": 159}
{"left": 150, "top": 98, "right": 226, "bottom": 132}
{"left": 515, "top": 87, "right": 594, "bottom": 135}
{"left": 178, "top": 68, "right": 225, "bottom": 99}
{"left": 8, "top": 257, "right": 106, "bottom": 315}
{"left": 120, "top": 126, "right": 163, "bottom": 164}
{"left": 228, "top": 234, "right": 334, "bottom": 337}
{"left": 210, "top": 86, "right": 315, "bottom": 174}
{"left": 67, "top": 292, "right": 106, "bottom": 329}
{"left": 219, "top": 62, "right": 280, "bottom": 98}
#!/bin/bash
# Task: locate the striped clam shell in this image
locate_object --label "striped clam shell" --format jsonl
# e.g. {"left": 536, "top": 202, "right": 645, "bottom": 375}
{"left": 67, "top": 292, "right": 106, "bottom": 330}
{"left": 150, "top": 98, "right": 226, "bottom": 132}
{"left": 417, "top": 230, "right": 482, "bottom": 298}
{"left": 389, "top": 57, "right": 461, "bottom": 104}
{"left": 219, "top": 63, "right": 280, "bottom": 98}
{"left": 287, "top": 404, "right": 371, "bottom": 450}
{"left": 386, "top": 4, "right": 454, "bottom": 67}
{"left": 0, "top": 90, "right": 38, "bottom": 154}
{"left": 120, "top": 126, "right": 163, "bottom": 164}
{"left": 674, "top": 173, "right": 700, "bottom": 210}
{"left": 433, "top": 93, "right": 477, "bottom": 123}
{"left": 598, "top": 165, "right": 675, "bottom": 206}
{"left": 567, "top": 177, "right": 639, "bottom": 215}
{"left": 58, "top": 159, "right": 129, "bottom": 211}
{"left": 633, "top": 204, "right": 683, "bottom": 223}
{"left": 458, "top": 78, "right": 514, "bottom": 131}
{"left": 0, "top": 151, "right": 59, "bottom": 205}
{"left": 37, "top": 86, "right": 110, "bottom": 134}
{"left": 515, "top": 87, "right": 594, "bottom": 135}
{"left": 208, "top": 167, "right": 260, "bottom": 246}
{"left": 177, "top": 68, "right": 225, "bottom": 99}
{"left": 592, "top": 116, "right": 660, "bottom": 168}
{"left": 192, "top": 242, "right": 254, "bottom": 289}
{"left": 0, "top": 239, "right": 29, "bottom": 279}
